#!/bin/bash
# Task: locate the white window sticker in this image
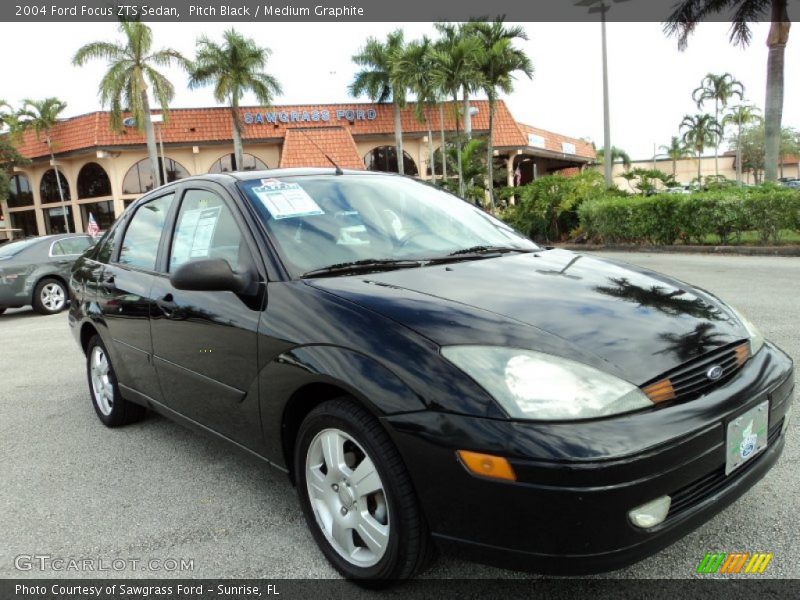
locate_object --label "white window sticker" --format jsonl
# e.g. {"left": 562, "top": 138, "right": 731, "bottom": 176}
{"left": 172, "top": 206, "right": 222, "bottom": 266}
{"left": 252, "top": 180, "right": 324, "bottom": 220}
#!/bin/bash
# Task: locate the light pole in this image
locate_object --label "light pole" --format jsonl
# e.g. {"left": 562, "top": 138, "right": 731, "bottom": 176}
{"left": 576, "top": 0, "right": 630, "bottom": 188}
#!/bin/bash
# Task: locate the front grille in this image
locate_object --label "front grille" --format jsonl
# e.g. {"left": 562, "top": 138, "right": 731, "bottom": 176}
{"left": 642, "top": 341, "right": 750, "bottom": 404}
{"left": 666, "top": 418, "right": 784, "bottom": 519}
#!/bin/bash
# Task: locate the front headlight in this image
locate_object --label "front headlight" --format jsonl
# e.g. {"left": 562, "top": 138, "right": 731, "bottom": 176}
{"left": 441, "top": 346, "right": 653, "bottom": 421}
{"left": 728, "top": 305, "right": 765, "bottom": 355}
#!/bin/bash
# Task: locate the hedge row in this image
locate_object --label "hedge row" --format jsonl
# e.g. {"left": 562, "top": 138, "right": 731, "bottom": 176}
{"left": 577, "top": 187, "right": 800, "bottom": 245}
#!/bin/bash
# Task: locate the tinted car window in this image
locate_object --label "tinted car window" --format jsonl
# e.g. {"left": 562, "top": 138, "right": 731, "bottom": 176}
{"left": 118, "top": 194, "right": 174, "bottom": 270}
{"left": 59, "top": 237, "right": 92, "bottom": 255}
{"left": 51, "top": 241, "right": 67, "bottom": 256}
{"left": 169, "top": 189, "right": 247, "bottom": 272}
{"left": 238, "top": 175, "right": 536, "bottom": 277}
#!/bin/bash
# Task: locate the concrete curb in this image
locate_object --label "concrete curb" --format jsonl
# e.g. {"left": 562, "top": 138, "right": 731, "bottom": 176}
{"left": 556, "top": 244, "right": 800, "bottom": 257}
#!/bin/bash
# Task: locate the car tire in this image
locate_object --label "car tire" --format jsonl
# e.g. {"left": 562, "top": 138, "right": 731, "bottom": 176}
{"left": 32, "top": 277, "right": 67, "bottom": 315}
{"left": 295, "top": 398, "right": 432, "bottom": 583}
{"left": 86, "top": 335, "right": 146, "bottom": 427}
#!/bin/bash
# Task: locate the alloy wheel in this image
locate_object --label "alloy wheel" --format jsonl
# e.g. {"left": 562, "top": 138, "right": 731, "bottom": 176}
{"left": 305, "top": 428, "right": 390, "bottom": 568}
{"left": 90, "top": 345, "right": 114, "bottom": 416}
{"left": 41, "top": 282, "right": 65, "bottom": 312}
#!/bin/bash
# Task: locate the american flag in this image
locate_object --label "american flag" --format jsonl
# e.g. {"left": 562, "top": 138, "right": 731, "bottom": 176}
{"left": 86, "top": 212, "right": 100, "bottom": 238}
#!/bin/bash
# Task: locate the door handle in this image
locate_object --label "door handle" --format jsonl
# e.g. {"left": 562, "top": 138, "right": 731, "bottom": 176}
{"left": 156, "top": 293, "right": 179, "bottom": 317}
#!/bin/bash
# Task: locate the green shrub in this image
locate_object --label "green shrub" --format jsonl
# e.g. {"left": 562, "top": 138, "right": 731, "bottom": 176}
{"left": 576, "top": 185, "right": 800, "bottom": 245}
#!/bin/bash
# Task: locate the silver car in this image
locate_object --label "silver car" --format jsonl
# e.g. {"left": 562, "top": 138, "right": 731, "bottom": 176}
{"left": 0, "top": 234, "right": 93, "bottom": 315}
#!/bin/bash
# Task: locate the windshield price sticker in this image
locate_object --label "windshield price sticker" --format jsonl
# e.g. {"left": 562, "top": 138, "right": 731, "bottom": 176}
{"left": 253, "top": 180, "right": 324, "bottom": 220}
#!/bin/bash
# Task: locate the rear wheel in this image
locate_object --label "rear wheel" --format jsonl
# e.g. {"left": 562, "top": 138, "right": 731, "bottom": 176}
{"left": 86, "top": 335, "right": 146, "bottom": 427}
{"left": 295, "top": 398, "right": 432, "bottom": 582}
{"left": 32, "top": 278, "right": 67, "bottom": 314}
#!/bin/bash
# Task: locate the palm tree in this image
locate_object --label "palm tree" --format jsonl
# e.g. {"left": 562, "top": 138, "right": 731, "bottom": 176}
{"left": 17, "top": 98, "right": 70, "bottom": 232}
{"left": 431, "top": 23, "right": 483, "bottom": 197}
{"left": 350, "top": 30, "right": 407, "bottom": 175}
{"left": 471, "top": 18, "right": 534, "bottom": 211}
{"left": 73, "top": 20, "right": 189, "bottom": 188}
{"left": 723, "top": 104, "right": 762, "bottom": 184}
{"left": 189, "top": 29, "right": 282, "bottom": 172}
{"left": 692, "top": 73, "right": 744, "bottom": 177}
{"left": 595, "top": 146, "right": 631, "bottom": 171}
{"left": 660, "top": 136, "right": 690, "bottom": 178}
{"left": 680, "top": 114, "right": 722, "bottom": 182}
{"left": 394, "top": 36, "right": 439, "bottom": 183}
{"left": 665, "top": 1, "right": 790, "bottom": 182}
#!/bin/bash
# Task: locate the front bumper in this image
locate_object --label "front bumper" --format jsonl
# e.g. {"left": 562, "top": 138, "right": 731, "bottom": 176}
{"left": 384, "top": 342, "right": 793, "bottom": 574}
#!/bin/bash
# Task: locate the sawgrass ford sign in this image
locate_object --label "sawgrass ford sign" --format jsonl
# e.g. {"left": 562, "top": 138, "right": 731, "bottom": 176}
{"left": 244, "top": 107, "right": 378, "bottom": 124}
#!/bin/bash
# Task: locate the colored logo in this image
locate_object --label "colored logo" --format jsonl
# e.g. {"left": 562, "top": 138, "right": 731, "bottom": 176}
{"left": 740, "top": 420, "right": 757, "bottom": 458}
{"left": 706, "top": 365, "right": 724, "bottom": 381}
{"left": 697, "top": 552, "right": 773, "bottom": 574}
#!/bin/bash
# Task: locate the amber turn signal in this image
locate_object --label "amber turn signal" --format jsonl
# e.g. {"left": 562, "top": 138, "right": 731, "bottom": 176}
{"left": 457, "top": 450, "right": 517, "bottom": 481}
{"left": 734, "top": 343, "right": 750, "bottom": 367}
{"left": 642, "top": 378, "right": 676, "bottom": 404}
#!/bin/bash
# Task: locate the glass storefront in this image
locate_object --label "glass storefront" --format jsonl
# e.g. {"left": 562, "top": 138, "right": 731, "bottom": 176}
{"left": 208, "top": 153, "right": 268, "bottom": 173}
{"left": 80, "top": 200, "right": 116, "bottom": 232}
{"left": 9, "top": 210, "right": 38, "bottom": 238}
{"left": 8, "top": 174, "right": 34, "bottom": 208}
{"left": 122, "top": 158, "right": 190, "bottom": 195}
{"left": 40, "top": 169, "right": 72, "bottom": 204}
{"left": 44, "top": 205, "right": 75, "bottom": 235}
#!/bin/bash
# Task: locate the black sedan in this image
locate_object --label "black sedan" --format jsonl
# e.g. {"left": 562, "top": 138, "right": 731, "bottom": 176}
{"left": 68, "top": 170, "right": 793, "bottom": 581}
{"left": 0, "top": 233, "right": 93, "bottom": 315}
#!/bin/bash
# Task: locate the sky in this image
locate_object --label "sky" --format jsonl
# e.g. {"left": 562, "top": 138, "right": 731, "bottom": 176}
{"left": 0, "top": 20, "right": 796, "bottom": 160}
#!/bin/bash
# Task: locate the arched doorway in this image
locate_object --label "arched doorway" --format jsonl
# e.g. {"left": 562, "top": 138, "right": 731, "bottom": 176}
{"left": 363, "top": 146, "right": 418, "bottom": 176}
{"left": 77, "top": 162, "right": 112, "bottom": 198}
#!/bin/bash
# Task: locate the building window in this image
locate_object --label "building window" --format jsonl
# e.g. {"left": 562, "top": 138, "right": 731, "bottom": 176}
{"left": 77, "top": 162, "right": 112, "bottom": 198}
{"left": 7, "top": 174, "right": 33, "bottom": 208}
{"left": 364, "top": 146, "right": 419, "bottom": 176}
{"left": 43, "top": 205, "right": 75, "bottom": 235}
{"left": 122, "top": 158, "right": 190, "bottom": 195}
{"left": 208, "top": 153, "right": 267, "bottom": 173}
{"left": 9, "top": 210, "right": 38, "bottom": 237}
{"left": 80, "top": 200, "right": 116, "bottom": 233}
{"left": 40, "top": 169, "right": 71, "bottom": 203}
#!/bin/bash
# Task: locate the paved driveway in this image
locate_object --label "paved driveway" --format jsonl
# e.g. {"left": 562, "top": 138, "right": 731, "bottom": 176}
{"left": 0, "top": 252, "right": 797, "bottom": 580}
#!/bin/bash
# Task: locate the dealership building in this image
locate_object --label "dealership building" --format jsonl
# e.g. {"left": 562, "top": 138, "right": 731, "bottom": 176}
{"left": 1, "top": 100, "right": 595, "bottom": 239}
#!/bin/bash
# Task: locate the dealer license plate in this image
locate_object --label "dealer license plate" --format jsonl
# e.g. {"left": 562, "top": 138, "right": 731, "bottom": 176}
{"left": 725, "top": 400, "right": 769, "bottom": 475}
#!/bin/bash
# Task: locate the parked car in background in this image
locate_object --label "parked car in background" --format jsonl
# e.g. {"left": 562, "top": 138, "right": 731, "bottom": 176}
{"left": 780, "top": 179, "right": 800, "bottom": 190}
{"left": 0, "top": 234, "right": 93, "bottom": 315}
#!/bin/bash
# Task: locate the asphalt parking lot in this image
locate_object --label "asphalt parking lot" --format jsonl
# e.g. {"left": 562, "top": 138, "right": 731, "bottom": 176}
{"left": 0, "top": 251, "right": 797, "bottom": 581}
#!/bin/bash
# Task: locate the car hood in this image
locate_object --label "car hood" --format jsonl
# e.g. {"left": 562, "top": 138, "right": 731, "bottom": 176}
{"left": 306, "top": 249, "right": 749, "bottom": 384}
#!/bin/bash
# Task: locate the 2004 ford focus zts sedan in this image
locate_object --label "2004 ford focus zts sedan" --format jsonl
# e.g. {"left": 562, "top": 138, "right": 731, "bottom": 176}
{"left": 68, "top": 169, "right": 793, "bottom": 581}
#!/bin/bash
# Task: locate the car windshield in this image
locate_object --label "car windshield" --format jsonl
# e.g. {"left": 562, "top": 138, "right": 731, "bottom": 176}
{"left": 0, "top": 237, "right": 41, "bottom": 258}
{"left": 238, "top": 174, "right": 538, "bottom": 277}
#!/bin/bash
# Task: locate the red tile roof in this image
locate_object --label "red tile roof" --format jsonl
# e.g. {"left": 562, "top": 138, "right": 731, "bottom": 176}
{"left": 8, "top": 100, "right": 594, "bottom": 164}
{"left": 279, "top": 127, "right": 364, "bottom": 170}
{"left": 516, "top": 123, "right": 596, "bottom": 159}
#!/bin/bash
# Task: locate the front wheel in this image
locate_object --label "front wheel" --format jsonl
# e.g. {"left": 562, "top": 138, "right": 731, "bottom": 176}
{"left": 86, "top": 335, "right": 146, "bottom": 427}
{"left": 295, "top": 399, "right": 432, "bottom": 582}
{"left": 32, "top": 277, "right": 67, "bottom": 314}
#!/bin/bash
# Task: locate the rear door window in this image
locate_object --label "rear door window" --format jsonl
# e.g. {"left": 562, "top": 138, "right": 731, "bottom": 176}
{"left": 117, "top": 194, "right": 175, "bottom": 271}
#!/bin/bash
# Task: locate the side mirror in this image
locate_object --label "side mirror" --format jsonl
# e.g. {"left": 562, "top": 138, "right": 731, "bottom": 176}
{"left": 170, "top": 258, "right": 253, "bottom": 294}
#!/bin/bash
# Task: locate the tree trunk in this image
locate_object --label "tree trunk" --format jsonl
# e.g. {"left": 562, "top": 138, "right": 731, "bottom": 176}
{"left": 486, "top": 96, "right": 496, "bottom": 212}
{"left": 453, "top": 94, "right": 464, "bottom": 198}
{"left": 231, "top": 100, "right": 244, "bottom": 171}
{"left": 764, "top": 1, "right": 790, "bottom": 182}
{"left": 48, "top": 137, "right": 69, "bottom": 233}
{"left": 697, "top": 152, "right": 702, "bottom": 182}
{"left": 393, "top": 102, "right": 404, "bottom": 175}
{"left": 462, "top": 89, "right": 471, "bottom": 139}
{"left": 426, "top": 114, "right": 436, "bottom": 184}
{"left": 736, "top": 123, "right": 743, "bottom": 184}
{"left": 141, "top": 91, "right": 161, "bottom": 188}
{"left": 672, "top": 157, "right": 677, "bottom": 178}
{"left": 439, "top": 103, "right": 447, "bottom": 179}
{"left": 714, "top": 101, "right": 720, "bottom": 178}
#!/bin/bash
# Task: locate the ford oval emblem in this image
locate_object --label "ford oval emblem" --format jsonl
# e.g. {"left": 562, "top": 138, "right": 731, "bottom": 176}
{"left": 122, "top": 117, "right": 137, "bottom": 127}
{"left": 706, "top": 365, "right": 724, "bottom": 381}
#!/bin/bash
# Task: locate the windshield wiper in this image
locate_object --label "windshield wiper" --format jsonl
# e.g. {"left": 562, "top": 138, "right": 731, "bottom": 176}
{"left": 301, "top": 258, "right": 424, "bottom": 278}
{"left": 447, "top": 245, "right": 537, "bottom": 257}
